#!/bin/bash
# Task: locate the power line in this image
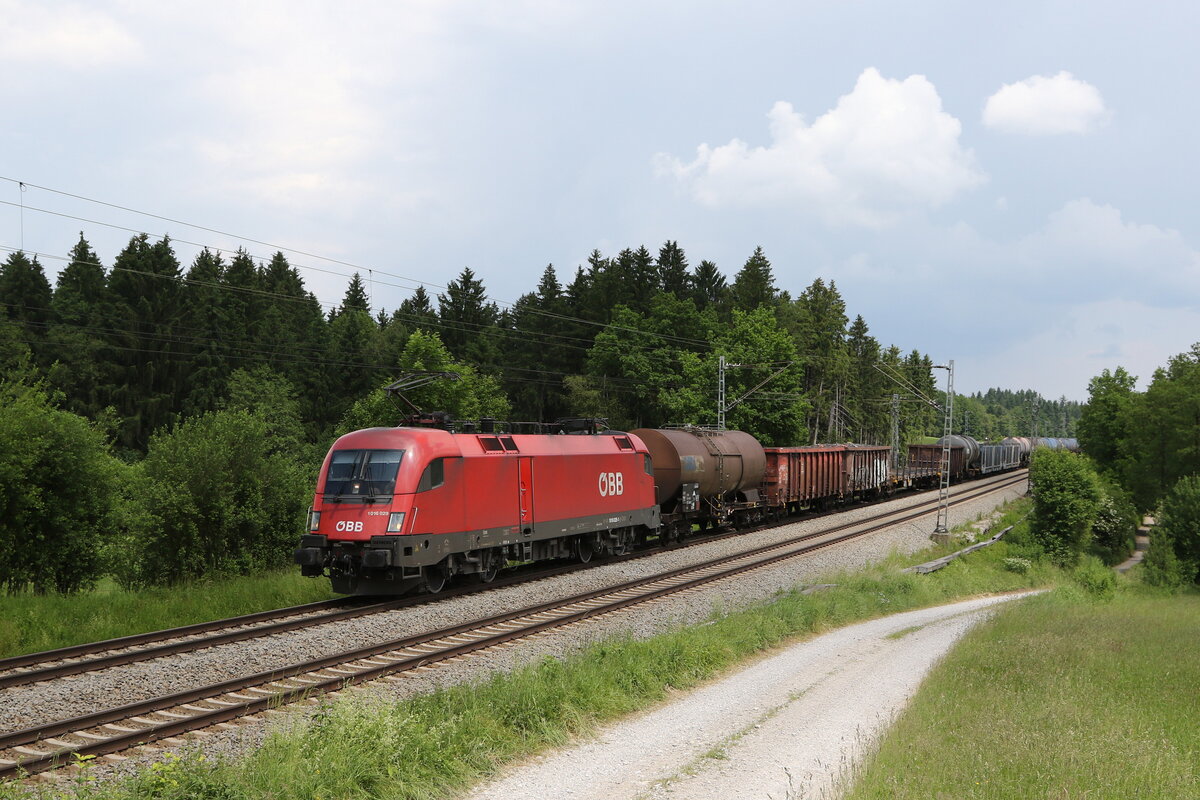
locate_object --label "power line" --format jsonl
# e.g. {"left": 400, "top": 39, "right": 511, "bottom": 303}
{"left": 0, "top": 245, "right": 699, "bottom": 360}
{"left": 0, "top": 177, "right": 714, "bottom": 349}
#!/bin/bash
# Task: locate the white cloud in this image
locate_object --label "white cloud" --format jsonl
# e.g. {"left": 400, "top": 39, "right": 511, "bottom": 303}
{"left": 1016, "top": 198, "right": 1200, "bottom": 302}
{"left": 655, "top": 68, "right": 984, "bottom": 228}
{"left": 0, "top": 0, "right": 142, "bottom": 67}
{"left": 982, "top": 72, "right": 1109, "bottom": 135}
{"left": 964, "top": 300, "right": 1200, "bottom": 398}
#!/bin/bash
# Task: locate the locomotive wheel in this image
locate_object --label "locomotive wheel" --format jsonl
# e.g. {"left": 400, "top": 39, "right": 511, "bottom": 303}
{"left": 422, "top": 562, "right": 448, "bottom": 594}
{"left": 575, "top": 536, "right": 594, "bottom": 564}
{"left": 475, "top": 549, "right": 500, "bottom": 584}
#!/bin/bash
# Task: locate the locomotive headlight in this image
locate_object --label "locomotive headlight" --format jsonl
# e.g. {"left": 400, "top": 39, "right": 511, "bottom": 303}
{"left": 387, "top": 512, "right": 406, "bottom": 532}
{"left": 308, "top": 510, "right": 321, "bottom": 531}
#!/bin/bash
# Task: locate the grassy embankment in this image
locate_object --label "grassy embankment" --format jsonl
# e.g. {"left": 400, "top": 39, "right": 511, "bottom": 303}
{"left": 2, "top": 500, "right": 1057, "bottom": 800}
{"left": 0, "top": 572, "right": 335, "bottom": 660}
{"left": 844, "top": 586, "right": 1200, "bottom": 799}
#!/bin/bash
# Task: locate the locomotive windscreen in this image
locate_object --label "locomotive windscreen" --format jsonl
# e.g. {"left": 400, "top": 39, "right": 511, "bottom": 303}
{"left": 323, "top": 449, "right": 405, "bottom": 500}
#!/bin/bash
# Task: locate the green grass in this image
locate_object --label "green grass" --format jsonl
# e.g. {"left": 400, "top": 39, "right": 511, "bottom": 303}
{"left": 0, "top": 500, "right": 1057, "bottom": 800}
{"left": 844, "top": 587, "right": 1200, "bottom": 799}
{"left": 0, "top": 571, "right": 337, "bottom": 659}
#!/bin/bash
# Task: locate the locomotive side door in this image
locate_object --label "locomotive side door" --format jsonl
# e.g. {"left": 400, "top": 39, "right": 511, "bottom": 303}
{"left": 517, "top": 456, "right": 535, "bottom": 535}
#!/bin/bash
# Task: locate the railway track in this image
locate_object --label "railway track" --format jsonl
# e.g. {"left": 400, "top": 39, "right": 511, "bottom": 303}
{"left": 0, "top": 522, "right": 789, "bottom": 690}
{"left": 0, "top": 474, "right": 1001, "bottom": 690}
{"left": 0, "top": 471, "right": 1026, "bottom": 780}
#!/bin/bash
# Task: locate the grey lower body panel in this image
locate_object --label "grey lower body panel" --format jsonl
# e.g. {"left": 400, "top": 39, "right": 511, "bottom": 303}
{"left": 301, "top": 506, "right": 661, "bottom": 595}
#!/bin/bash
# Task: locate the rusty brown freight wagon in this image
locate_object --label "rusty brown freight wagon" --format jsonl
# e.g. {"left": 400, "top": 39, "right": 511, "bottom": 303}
{"left": 907, "top": 443, "right": 966, "bottom": 487}
{"left": 843, "top": 444, "right": 892, "bottom": 497}
{"left": 761, "top": 445, "right": 846, "bottom": 511}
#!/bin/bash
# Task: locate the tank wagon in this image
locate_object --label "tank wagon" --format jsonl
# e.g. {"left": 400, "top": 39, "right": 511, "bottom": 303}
{"left": 296, "top": 419, "right": 1031, "bottom": 596}
{"left": 631, "top": 428, "right": 766, "bottom": 538}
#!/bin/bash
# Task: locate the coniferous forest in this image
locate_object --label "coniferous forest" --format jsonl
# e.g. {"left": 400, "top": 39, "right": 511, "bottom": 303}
{"left": 0, "top": 234, "right": 1080, "bottom": 593}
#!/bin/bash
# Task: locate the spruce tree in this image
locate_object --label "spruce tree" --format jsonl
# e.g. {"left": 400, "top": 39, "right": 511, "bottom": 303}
{"left": 340, "top": 272, "right": 371, "bottom": 315}
{"left": 794, "top": 278, "right": 850, "bottom": 441}
{"left": 104, "top": 235, "right": 187, "bottom": 449}
{"left": 507, "top": 264, "right": 572, "bottom": 421}
{"left": 436, "top": 267, "right": 499, "bottom": 366}
{"left": 628, "top": 245, "right": 658, "bottom": 312}
{"left": 259, "top": 252, "right": 331, "bottom": 431}
{"left": 729, "top": 246, "right": 778, "bottom": 310}
{"left": 691, "top": 259, "right": 726, "bottom": 310}
{"left": 656, "top": 240, "right": 691, "bottom": 297}
{"left": 46, "top": 236, "right": 110, "bottom": 417}
{"left": 397, "top": 285, "right": 438, "bottom": 331}
{"left": 0, "top": 251, "right": 53, "bottom": 368}
{"left": 181, "top": 249, "right": 229, "bottom": 416}
{"left": 51, "top": 234, "right": 107, "bottom": 327}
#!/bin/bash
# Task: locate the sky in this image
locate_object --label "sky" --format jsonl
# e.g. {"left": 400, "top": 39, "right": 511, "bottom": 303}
{"left": 2, "top": 0, "right": 1198, "bottom": 401}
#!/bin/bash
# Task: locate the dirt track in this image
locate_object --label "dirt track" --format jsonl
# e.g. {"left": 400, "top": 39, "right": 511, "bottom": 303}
{"left": 464, "top": 592, "right": 1034, "bottom": 800}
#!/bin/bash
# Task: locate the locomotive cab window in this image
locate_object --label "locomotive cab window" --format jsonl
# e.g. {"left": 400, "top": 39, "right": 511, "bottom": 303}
{"left": 416, "top": 458, "right": 445, "bottom": 492}
{"left": 323, "top": 449, "right": 405, "bottom": 500}
{"left": 644, "top": 454, "right": 653, "bottom": 475}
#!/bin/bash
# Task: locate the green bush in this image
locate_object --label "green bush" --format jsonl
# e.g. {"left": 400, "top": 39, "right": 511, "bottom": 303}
{"left": 1003, "top": 557, "right": 1032, "bottom": 574}
{"left": 1029, "top": 449, "right": 1101, "bottom": 567}
{"left": 1154, "top": 475, "right": 1200, "bottom": 584}
{"left": 1141, "top": 533, "right": 1185, "bottom": 590}
{"left": 1090, "top": 479, "right": 1139, "bottom": 565}
{"left": 0, "top": 379, "right": 122, "bottom": 593}
{"left": 115, "top": 409, "right": 311, "bottom": 588}
{"left": 1071, "top": 555, "right": 1117, "bottom": 601}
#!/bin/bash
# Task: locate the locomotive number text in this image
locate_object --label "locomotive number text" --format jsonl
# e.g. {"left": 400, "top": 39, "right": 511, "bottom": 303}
{"left": 335, "top": 520, "right": 364, "bottom": 532}
{"left": 598, "top": 472, "right": 624, "bottom": 497}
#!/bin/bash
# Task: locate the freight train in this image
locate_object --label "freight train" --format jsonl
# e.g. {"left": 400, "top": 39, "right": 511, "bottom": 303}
{"left": 294, "top": 419, "right": 1066, "bottom": 595}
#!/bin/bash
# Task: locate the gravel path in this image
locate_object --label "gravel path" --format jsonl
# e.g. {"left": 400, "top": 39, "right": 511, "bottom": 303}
{"left": 464, "top": 592, "right": 1035, "bottom": 800}
{"left": 17, "top": 478, "right": 1027, "bottom": 789}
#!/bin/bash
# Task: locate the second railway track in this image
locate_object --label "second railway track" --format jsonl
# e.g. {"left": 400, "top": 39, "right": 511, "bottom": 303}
{"left": 0, "top": 471, "right": 1026, "bottom": 781}
{"left": 0, "top": 472, "right": 1012, "bottom": 690}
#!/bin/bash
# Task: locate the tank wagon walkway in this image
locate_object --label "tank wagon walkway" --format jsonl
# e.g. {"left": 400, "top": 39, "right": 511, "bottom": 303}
{"left": 464, "top": 592, "right": 1035, "bottom": 800}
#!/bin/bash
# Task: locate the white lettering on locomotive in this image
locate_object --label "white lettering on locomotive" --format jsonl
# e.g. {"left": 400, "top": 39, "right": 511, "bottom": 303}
{"left": 598, "top": 472, "right": 624, "bottom": 497}
{"left": 334, "top": 520, "right": 364, "bottom": 532}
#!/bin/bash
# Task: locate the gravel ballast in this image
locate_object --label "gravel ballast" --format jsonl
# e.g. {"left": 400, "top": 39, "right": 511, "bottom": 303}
{"left": 13, "top": 478, "right": 1027, "bottom": 789}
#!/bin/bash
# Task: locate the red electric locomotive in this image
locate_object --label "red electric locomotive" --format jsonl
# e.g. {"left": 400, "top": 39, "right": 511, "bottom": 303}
{"left": 294, "top": 422, "right": 660, "bottom": 595}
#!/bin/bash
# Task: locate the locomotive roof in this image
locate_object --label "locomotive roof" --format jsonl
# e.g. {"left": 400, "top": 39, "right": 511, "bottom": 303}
{"left": 329, "top": 426, "right": 650, "bottom": 459}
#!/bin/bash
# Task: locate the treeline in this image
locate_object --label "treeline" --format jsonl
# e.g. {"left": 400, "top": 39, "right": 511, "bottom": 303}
{"left": 0, "top": 233, "right": 1075, "bottom": 594}
{"left": 1077, "top": 347, "right": 1200, "bottom": 510}
{"left": 1048, "top": 342, "right": 1200, "bottom": 587}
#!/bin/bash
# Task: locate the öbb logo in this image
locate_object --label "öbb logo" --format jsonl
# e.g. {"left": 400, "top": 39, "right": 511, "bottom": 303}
{"left": 335, "top": 520, "right": 364, "bottom": 532}
{"left": 598, "top": 472, "right": 624, "bottom": 497}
